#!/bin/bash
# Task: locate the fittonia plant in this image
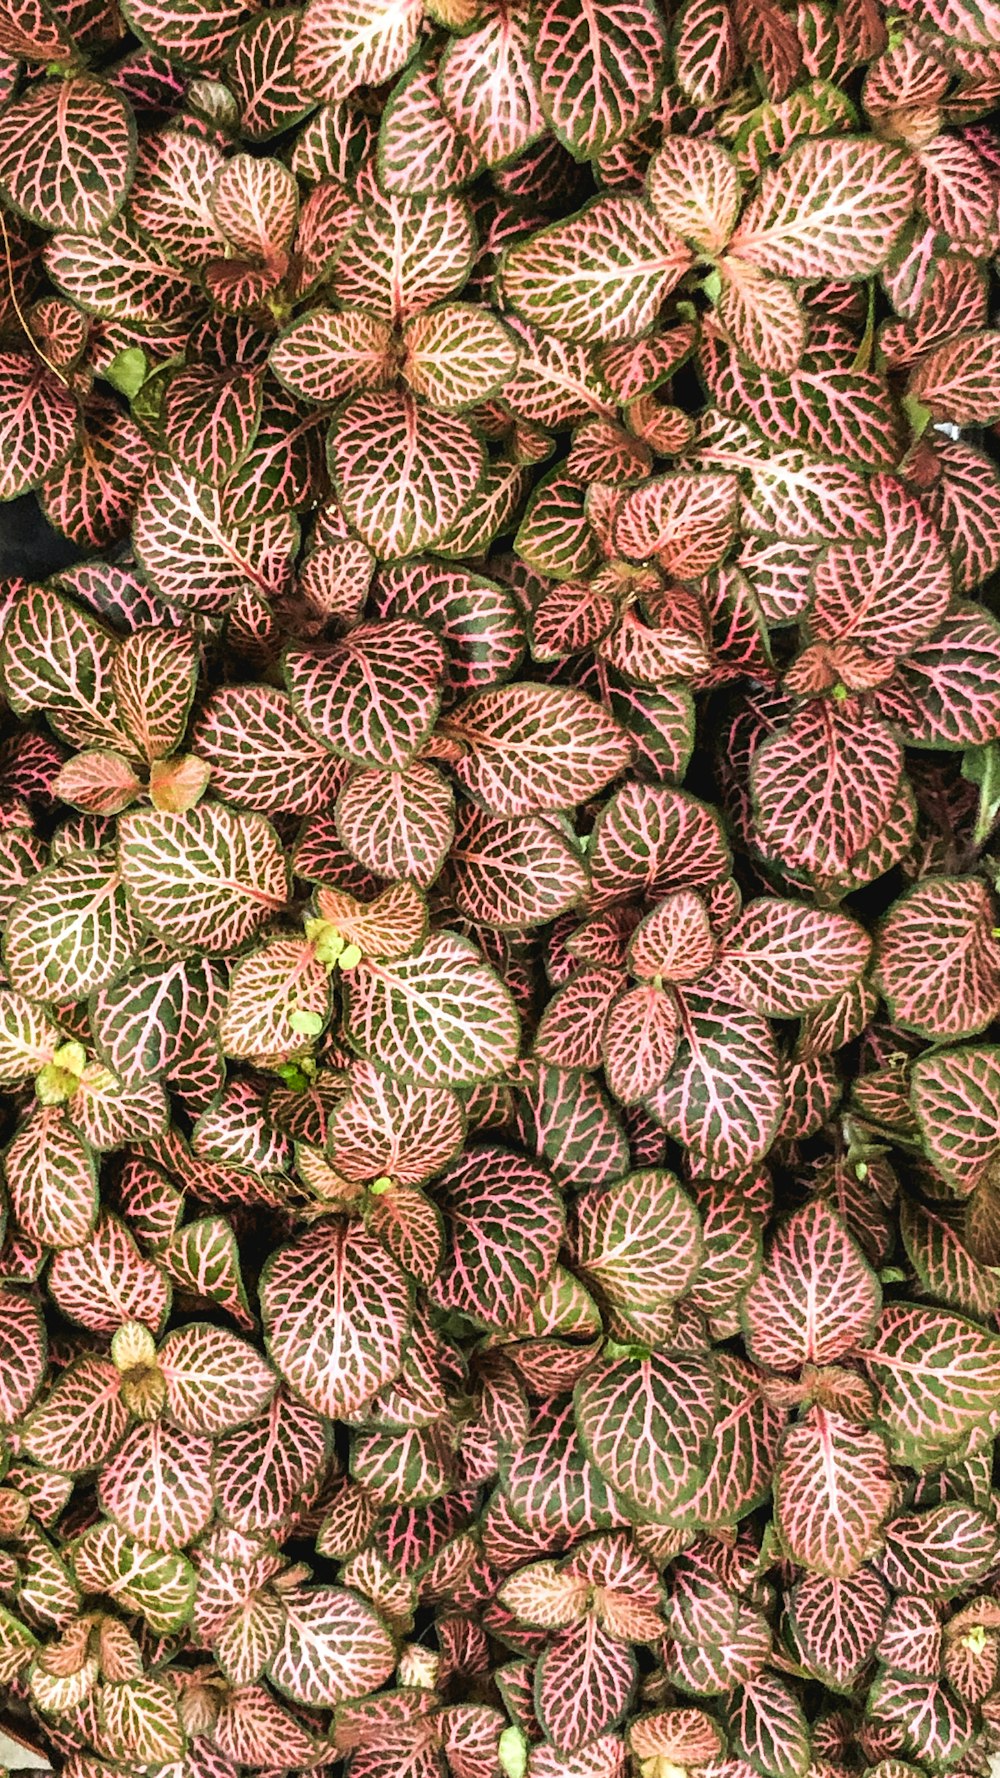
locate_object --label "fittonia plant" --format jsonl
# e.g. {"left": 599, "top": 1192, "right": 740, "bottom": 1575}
{"left": 1, "top": 0, "right": 1000, "bottom": 1773}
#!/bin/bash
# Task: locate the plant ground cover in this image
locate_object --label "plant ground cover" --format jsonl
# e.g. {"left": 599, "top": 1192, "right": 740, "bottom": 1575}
{"left": 1, "top": 2, "right": 1000, "bottom": 1776}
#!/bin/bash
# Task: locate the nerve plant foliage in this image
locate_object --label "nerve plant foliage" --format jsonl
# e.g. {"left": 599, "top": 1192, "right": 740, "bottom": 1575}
{"left": 2, "top": 3, "right": 1000, "bottom": 1778}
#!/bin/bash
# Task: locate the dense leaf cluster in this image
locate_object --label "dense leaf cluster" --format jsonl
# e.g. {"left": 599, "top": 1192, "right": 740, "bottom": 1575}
{"left": 1, "top": 0, "right": 1000, "bottom": 1776}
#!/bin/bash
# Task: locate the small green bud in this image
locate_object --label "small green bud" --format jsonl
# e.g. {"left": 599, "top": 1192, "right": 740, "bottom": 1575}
{"left": 337, "top": 942, "right": 363, "bottom": 970}
{"left": 289, "top": 1008, "right": 324, "bottom": 1036}
{"left": 369, "top": 1176, "right": 394, "bottom": 1196}
{"left": 52, "top": 1040, "right": 87, "bottom": 1076}
{"left": 306, "top": 918, "right": 345, "bottom": 965}
{"left": 498, "top": 1725, "right": 528, "bottom": 1778}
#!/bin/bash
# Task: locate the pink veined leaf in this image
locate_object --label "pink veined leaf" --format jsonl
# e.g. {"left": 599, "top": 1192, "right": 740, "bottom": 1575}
{"left": 789, "top": 1567, "right": 889, "bottom": 1689}
{"left": 261, "top": 1220, "right": 411, "bottom": 1417}
{"left": 731, "top": 0, "right": 802, "bottom": 99}
{"left": 804, "top": 475, "right": 953, "bottom": 658}
{"left": 132, "top": 456, "right": 298, "bottom": 614}
{"left": 920, "top": 438, "right": 1000, "bottom": 595}
{"left": 0, "top": 989, "right": 59, "bottom": 1088}
{"left": 0, "top": 354, "right": 79, "bottom": 501}
{"left": 225, "top": 10, "right": 315, "bottom": 141}
{"left": 628, "top": 890, "right": 717, "bottom": 985}
{"left": 614, "top": 470, "right": 739, "bottom": 577}
{"left": 192, "top": 686, "right": 346, "bottom": 817}
{"left": 44, "top": 217, "right": 200, "bottom": 327}
{"left": 39, "top": 396, "right": 151, "bottom": 551}
{"left": 875, "top": 603, "right": 1000, "bottom": 747}
{"left": 515, "top": 470, "right": 600, "bottom": 582}
{"left": 313, "top": 876, "right": 426, "bottom": 965}
{"left": 901, "top": 1194, "right": 1000, "bottom": 1319}
{"left": 715, "top": 897, "right": 871, "bottom": 1018}
{"left": 673, "top": 0, "right": 739, "bottom": 104}
{"left": 111, "top": 625, "right": 200, "bottom": 765}
{"left": 910, "top": 1044, "right": 1000, "bottom": 1197}
{"left": 99, "top": 1419, "right": 215, "bottom": 1551}
{"left": 528, "top": 1736, "right": 627, "bottom": 1778}
{"left": 117, "top": 804, "right": 288, "bottom": 954}
{"left": 701, "top": 328, "right": 902, "bottom": 470}
{"left": 645, "top": 986, "right": 784, "bottom": 1176}
{"left": 716, "top": 259, "right": 807, "bottom": 376}
{"left": 449, "top": 806, "right": 588, "bottom": 930}
{"left": 0, "top": 75, "right": 135, "bottom": 234}
{"left": 774, "top": 1407, "right": 895, "bottom": 1578}
{"left": 119, "top": 0, "right": 251, "bottom": 69}
{"left": 500, "top": 1560, "right": 591, "bottom": 1629}
{"left": 5, "top": 1107, "right": 99, "bottom": 1250}
{"left": 22, "top": 1354, "right": 128, "bottom": 1473}
{"left": 269, "top": 308, "right": 395, "bottom": 405}
{"left": 219, "top": 938, "right": 332, "bottom": 1068}
{"left": 5, "top": 850, "right": 141, "bottom": 1002}
{"left": 573, "top": 1169, "right": 704, "bottom": 1310}
{"left": 331, "top": 391, "right": 485, "bottom": 560}
{"left": 589, "top": 781, "right": 731, "bottom": 911}
{"left": 0, "top": 0, "right": 77, "bottom": 61}
{"left": 374, "top": 557, "right": 526, "bottom": 698}
{"left": 730, "top": 135, "right": 918, "bottom": 280}
{"left": 500, "top": 196, "right": 692, "bottom": 344}
{"left": 535, "top": 1619, "right": 636, "bottom": 1753}
{"left": 512, "top": 1058, "right": 629, "bottom": 1188}
{"left": 908, "top": 329, "right": 1000, "bottom": 427}
{"left": 342, "top": 931, "right": 520, "bottom": 1087}
{"left": 162, "top": 365, "right": 264, "bottom": 486}
{"left": 750, "top": 700, "right": 904, "bottom": 880}
{"left": 212, "top": 1683, "right": 321, "bottom": 1767}
{"left": 210, "top": 151, "right": 298, "bottom": 263}
{"left": 213, "top": 1388, "right": 329, "bottom": 1534}
{"left": 294, "top": 0, "right": 423, "bottom": 99}
{"left": 648, "top": 137, "right": 741, "bottom": 255}
{"left": 602, "top": 984, "right": 680, "bottom": 1104}
{"left": 670, "top": 1353, "right": 783, "bottom": 1533}
{"left": 336, "top": 762, "right": 455, "bottom": 887}
{"left": 0, "top": 1288, "right": 46, "bottom": 1424}
{"left": 403, "top": 302, "right": 521, "bottom": 410}
{"left": 532, "top": 0, "right": 667, "bottom": 160}
{"left": 267, "top": 1582, "right": 396, "bottom": 1706}
{"left": 877, "top": 1500, "right": 999, "bottom": 1601}
{"left": 156, "top": 1323, "right": 275, "bottom": 1435}
{"left": 726, "top": 1673, "right": 810, "bottom": 1778}
{"left": 743, "top": 1199, "right": 880, "bottom": 1373}
{"left": 438, "top": 3, "right": 544, "bottom": 168}
{"left": 864, "top": 1301, "right": 1000, "bottom": 1466}
{"left": 502, "top": 1396, "right": 627, "bottom": 1540}
{"left": 574, "top": 1351, "right": 717, "bottom": 1521}
{"left": 331, "top": 186, "right": 475, "bottom": 323}
{"left": 428, "top": 1145, "right": 564, "bottom": 1331}
{"left": 866, "top": 1667, "right": 975, "bottom": 1768}
{"left": 378, "top": 47, "right": 483, "bottom": 197}
{"left": 444, "top": 682, "right": 632, "bottom": 817}
{"left": 158, "top": 1214, "right": 252, "bottom": 1328}
{"left": 330, "top": 1061, "right": 466, "bottom": 1188}
{"left": 284, "top": 619, "right": 445, "bottom": 770}
{"left": 48, "top": 1213, "right": 169, "bottom": 1334}
{"left": 874, "top": 876, "right": 1000, "bottom": 1042}
{"left": 90, "top": 957, "right": 221, "bottom": 1088}
{"left": 534, "top": 966, "right": 627, "bottom": 1071}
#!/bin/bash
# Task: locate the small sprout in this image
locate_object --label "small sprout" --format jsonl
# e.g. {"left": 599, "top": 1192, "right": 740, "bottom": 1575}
{"left": 306, "top": 918, "right": 346, "bottom": 965}
{"left": 498, "top": 1725, "right": 528, "bottom": 1778}
{"left": 111, "top": 1321, "right": 157, "bottom": 1373}
{"left": 289, "top": 1008, "right": 324, "bottom": 1036}
{"left": 338, "top": 942, "right": 363, "bottom": 970}
{"left": 369, "top": 1175, "right": 394, "bottom": 1195}
{"left": 965, "top": 1624, "right": 989, "bottom": 1654}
